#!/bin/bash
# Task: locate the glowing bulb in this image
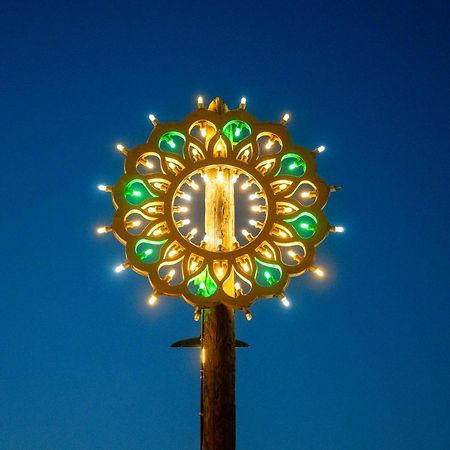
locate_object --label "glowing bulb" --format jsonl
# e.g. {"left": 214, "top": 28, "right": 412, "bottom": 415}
{"left": 217, "top": 169, "right": 224, "bottom": 183}
{"left": 190, "top": 180, "right": 199, "bottom": 190}
{"left": 197, "top": 96, "right": 204, "bottom": 108}
{"left": 311, "top": 266, "right": 325, "bottom": 277}
{"left": 179, "top": 206, "right": 188, "bottom": 213}
{"left": 96, "top": 226, "right": 111, "bottom": 234}
{"left": 130, "top": 220, "right": 141, "bottom": 227}
{"left": 243, "top": 308, "right": 252, "bottom": 321}
{"left": 168, "top": 249, "right": 177, "bottom": 257}
{"left": 114, "top": 263, "right": 128, "bottom": 273}
{"left": 142, "top": 159, "right": 154, "bottom": 169}
{"left": 315, "top": 145, "right": 326, "bottom": 153}
{"left": 241, "top": 229, "right": 249, "bottom": 237}
{"left": 131, "top": 190, "right": 142, "bottom": 197}
{"left": 249, "top": 219, "right": 257, "bottom": 226}
{"left": 242, "top": 263, "right": 250, "bottom": 272}
{"left": 239, "top": 97, "right": 247, "bottom": 109}
{"left": 234, "top": 282, "right": 241, "bottom": 290}
{"left": 232, "top": 173, "right": 239, "bottom": 183}
{"left": 190, "top": 261, "right": 198, "bottom": 272}
{"left": 332, "top": 226, "right": 345, "bottom": 233}
{"left": 300, "top": 191, "right": 312, "bottom": 198}
{"left": 200, "top": 127, "right": 207, "bottom": 137}
{"left": 288, "top": 250, "right": 296, "bottom": 258}
{"left": 264, "top": 162, "right": 272, "bottom": 170}
{"left": 153, "top": 229, "right": 162, "bottom": 236}
{"left": 180, "top": 192, "right": 191, "bottom": 201}
{"left": 116, "top": 143, "right": 127, "bottom": 154}
{"left": 264, "top": 250, "right": 272, "bottom": 259}
{"left": 168, "top": 269, "right": 176, "bottom": 277}
{"left": 217, "top": 267, "right": 224, "bottom": 277}
{"left": 143, "top": 248, "right": 153, "bottom": 256}
{"left": 194, "top": 308, "right": 201, "bottom": 321}
{"left": 234, "top": 127, "right": 241, "bottom": 137}
{"left": 190, "top": 228, "right": 198, "bottom": 236}
{"left": 249, "top": 193, "right": 258, "bottom": 200}
{"left": 148, "top": 293, "right": 158, "bottom": 305}
{"left": 168, "top": 162, "right": 176, "bottom": 170}
{"left": 148, "top": 114, "right": 158, "bottom": 126}
{"left": 283, "top": 206, "right": 293, "bottom": 213}
{"left": 168, "top": 140, "right": 176, "bottom": 149}
{"left": 280, "top": 295, "right": 290, "bottom": 307}
{"left": 183, "top": 219, "right": 191, "bottom": 226}
{"left": 241, "top": 180, "right": 251, "bottom": 190}
{"left": 201, "top": 172, "right": 209, "bottom": 183}
{"left": 282, "top": 113, "right": 290, "bottom": 123}
{"left": 265, "top": 139, "right": 274, "bottom": 149}
{"left": 97, "top": 184, "right": 112, "bottom": 192}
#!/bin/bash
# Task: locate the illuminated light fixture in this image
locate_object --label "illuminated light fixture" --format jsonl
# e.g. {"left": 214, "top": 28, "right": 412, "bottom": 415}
{"left": 176, "top": 219, "right": 191, "bottom": 228}
{"left": 186, "top": 228, "right": 198, "bottom": 240}
{"left": 330, "top": 226, "right": 345, "bottom": 233}
{"left": 234, "top": 282, "right": 244, "bottom": 296}
{"left": 265, "top": 137, "right": 275, "bottom": 149}
{"left": 194, "top": 307, "right": 201, "bottom": 321}
{"left": 178, "top": 191, "right": 191, "bottom": 201}
{"left": 197, "top": 96, "right": 204, "bottom": 109}
{"left": 148, "top": 292, "right": 158, "bottom": 305}
{"left": 116, "top": 143, "right": 128, "bottom": 155}
{"left": 280, "top": 113, "right": 290, "bottom": 126}
{"left": 310, "top": 266, "right": 325, "bottom": 277}
{"left": 263, "top": 250, "right": 272, "bottom": 259}
{"left": 243, "top": 308, "right": 252, "bottom": 321}
{"left": 187, "top": 179, "right": 199, "bottom": 190}
{"left": 126, "top": 220, "right": 141, "bottom": 228}
{"left": 313, "top": 145, "right": 326, "bottom": 154}
{"left": 217, "top": 266, "right": 224, "bottom": 277}
{"left": 251, "top": 205, "right": 267, "bottom": 213}
{"left": 201, "top": 172, "right": 209, "bottom": 183}
{"left": 200, "top": 124, "right": 207, "bottom": 137}
{"left": 167, "top": 139, "right": 176, "bottom": 149}
{"left": 174, "top": 206, "right": 188, "bottom": 213}
{"left": 242, "top": 263, "right": 250, "bottom": 272}
{"left": 164, "top": 269, "right": 176, "bottom": 282}
{"left": 168, "top": 249, "right": 178, "bottom": 258}
{"left": 97, "top": 184, "right": 112, "bottom": 192}
{"left": 249, "top": 219, "right": 264, "bottom": 229}
{"left": 300, "top": 190, "right": 317, "bottom": 199}
{"left": 217, "top": 169, "right": 224, "bottom": 183}
{"left": 190, "top": 260, "right": 198, "bottom": 272}
{"left": 148, "top": 114, "right": 158, "bottom": 126}
{"left": 114, "top": 262, "right": 130, "bottom": 273}
{"left": 241, "top": 180, "right": 252, "bottom": 190}
{"left": 241, "top": 229, "right": 254, "bottom": 242}
{"left": 239, "top": 97, "right": 247, "bottom": 110}
{"left": 96, "top": 226, "right": 112, "bottom": 234}
{"left": 140, "top": 158, "right": 154, "bottom": 169}
{"left": 231, "top": 172, "right": 239, "bottom": 183}
{"left": 249, "top": 191, "right": 263, "bottom": 200}
{"left": 200, "top": 234, "right": 210, "bottom": 248}
{"left": 279, "top": 293, "right": 290, "bottom": 307}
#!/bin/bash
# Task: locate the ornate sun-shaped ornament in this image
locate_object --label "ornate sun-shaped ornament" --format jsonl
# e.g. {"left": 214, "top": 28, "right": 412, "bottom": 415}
{"left": 97, "top": 97, "right": 342, "bottom": 317}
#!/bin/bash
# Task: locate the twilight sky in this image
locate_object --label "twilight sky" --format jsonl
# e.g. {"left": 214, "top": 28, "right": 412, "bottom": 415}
{"left": 1, "top": 0, "right": 449, "bottom": 449}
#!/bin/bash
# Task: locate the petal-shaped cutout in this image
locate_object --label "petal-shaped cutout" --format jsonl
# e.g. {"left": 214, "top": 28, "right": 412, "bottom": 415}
{"left": 148, "top": 178, "right": 170, "bottom": 194}
{"left": 124, "top": 211, "right": 153, "bottom": 235}
{"left": 276, "top": 153, "right": 306, "bottom": 177}
{"left": 257, "top": 133, "right": 282, "bottom": 157}
{"left": 136, "top": 153, "right": 164, "bottom": 175}
{"left": 213, "top": 138, "right": 228, "bottom": 158}
{"left": 288, "top": 181, "right": 319, "bottom": 206}
{"left": 187, "top": 253, "right": 205, "bottom": 275}
{"left": 255, "top": 241, "right": 277, "bottom": 261}
{"left": 158, "top": 131, "right": 186, "bottom": 158}
{"left": 124, "top": 179, "right": 158, "bottom": 205}
{"left": 275, "top": 242, "right": 306, "bottom": 266}
{"left": 158, "top": 259, "right": 184, "bottom": 285}
{"left": 213, "top": 259, "right": 228, "bottom": 281}
{"left": 135, "top": 238, "right": 168, "bottom": 263}
{"left": 163, "top": 241, "right": 185, "bottom": 260}
{"left": 187, "top": 266, "right": 218, "bottom": 298}
{"left": 189, "top": 120, "right": 217, "bottom": 143}
{"left": 270, "top": 179, "right": 293, "bottom": 195}
{"left": 232, "top": 269, "right": 252, "bottom": 296}
{"left": 236, "top": 143, "right": 253, "bottom": 163}
{"left": 235, "top": 255, "right": 253, "bottom": 277}
{"left": 223, "top": 120, "right": 251, "bottom": 146}
{"left": 284, "top": 212, "right": 318, "bottom": 239}
{"left": 254, "top": 258, "right": 283, "bottom": 287}
{"left": 255, "top": 158, "right": 276, "bottom": 176}
{"left": 164, "top": 156, "right": 185, "bottom": 175}
{"left": 269, "top": 223, "right": 294, "bottom": 239}
{"left": 187, "top": 142, "right": 206, "bottom": 162}
{"left": 275, "top": 201, "right": 300, "bottom": 215}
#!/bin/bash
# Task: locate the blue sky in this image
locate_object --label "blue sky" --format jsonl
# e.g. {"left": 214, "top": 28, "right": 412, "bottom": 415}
{"left": 1, "top": 0, "right": 449, "bottom": 449}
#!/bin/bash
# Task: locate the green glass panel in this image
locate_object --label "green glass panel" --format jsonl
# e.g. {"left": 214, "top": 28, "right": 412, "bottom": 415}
{"left": 135, "top": 239, "right": 168, "bottom": 263}
{"left": 187, "top": 266, "right": 218, "bottom": 298}
{"left": 284, "top": 212, "right": 317, "bottom": 239}
{"left": 254, "top": 258, "right": 282, "bottom": 287}
{"left": 158, "top": 131, "right": 186, "bottom": 158}
{"left": 276, "top": 153, "right": 306, "bottom": 177}
{"left": 223, "top": 120, "right": 251, "bottom": 145}
{"left": 124, "top": 179, "right": 157, "bottom": 205}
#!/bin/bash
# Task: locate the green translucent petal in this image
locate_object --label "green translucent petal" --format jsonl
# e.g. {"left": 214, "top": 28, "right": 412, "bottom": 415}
{"left": 158, "top": 131, "right": 186, "bottom": 158}
{"left": 187, "top": 266, "right": 218, "bottom": 298}
{"left": 223, "top": 120, "right": 251, "bottom": 145}
{"left": 135, "top": 239, "right": 168, "bottom": 263}
{"left": 276, "top": 153, "right": 306, "bottom": 177}
{"left": 124, "top": 179, "right": 157, "bottom": 205}
{"left": 284, "top": 212, "right": 317, "bottom": 239}
{"left": 254, "top": 258, "right": 282, "bottom": 287}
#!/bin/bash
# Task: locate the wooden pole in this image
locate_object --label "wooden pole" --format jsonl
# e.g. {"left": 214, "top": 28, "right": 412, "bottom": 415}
{"left": 201, "top": 98, "right": 236, "bottom": 450}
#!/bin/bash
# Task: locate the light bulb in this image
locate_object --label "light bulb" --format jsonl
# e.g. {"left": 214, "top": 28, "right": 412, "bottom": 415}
{"left": 265, "top": 138, "right": 274, "bottom": 149}
{"left": 200, "top": 127, "right": 207, "bottom": 137}
{"left": 148, "top": 114, "right": 158, "bottom": 126}
{"left": 114, "top": 263, "right": 129, "bottom": 273}
{"left": 179, "top": 206, "right": 188, "bottom": 213}
{"left": 148, "top": 293, "right": 158, "bottom": 305}
{"left": 217, "top": 169, "right": 224, "bottom": 182}
{"left": 282, "top": 113, "right": 290, "bottom": 122}
{"left": 249, "top": 193, "right": 258, "bottom": 200}
{"left": 182, "top": 219, "right": 191, "bottom": 226}
{"left": 241, "top": 229, "right": 249, "bottom": 237}
{"left": 300, "top": 191, "right": 312, "bottom": 199}
{"left": 280, "top": 294, "right": 290, "bottom": 307}
{"left": 190, "top": 228, "right": 198, "bottom": 236}
{"left": 234, "top": 282, "right": 241, "bottom": 290}
{"left": 311, "top": 266, "right": 325, "bottom": 277}
{"left": 249, "top": 219, "right": 257, "bottom": 226}
{"left": 264, "top": 250, "right": 272, "bottom": 259}
{"left": 97, "top": 184, "right": 112, "bottom": 192}
{"left": 194, "top": 308, "right": 201, "bottom": 321}
{"left": 241, "top": 180, "right": 251, "bottom": 190}
{"left": 168, "top": 249, "right": 177, "bottom": 257}
{"left": 242, "top": 263, "right": 250, "bottom": 272}
{"left": 243, "top": 308, "right": 252, "bottom": 321}
{"left": 239, "top": 97, "right": 247, "bottom": 109}
{"left": 116, "top": 143, "right": 127, "bottom": 154}
{"left": 168, "top": 140, "right": 176, "bottom": 149}
{"left": 234, "top": 127, "right": 241, "bottom": 137}
{"left": 232, "top": 173, "right": 239, "bottom": 183}
{"left": 201, "top": 172, "right": 209, "bottom": 183}
{"left": 313, "top": 145, "right": 326, "bottom": 154}
{"left": 331, "top": 226, "right": 345, "bottom": 233}
{"left": 288, "top": 250, "right": 296, "bottom": 258}
{"left": 96, "top": 226, "right": 111, "bottom": 234}
{"left": 217, "top": 267, "right": 224, "bottom": 277}
{"left": 197, "top": 96, "right": 204, "bottom": 108}
{"left": 141, "top": 159, "right": 154, "bottom": 169}
{"left": 168, "top": 269, "right": 176, "bottom": 277}
{"left": 179, "top": 192, "right": 191, "bottom": 201}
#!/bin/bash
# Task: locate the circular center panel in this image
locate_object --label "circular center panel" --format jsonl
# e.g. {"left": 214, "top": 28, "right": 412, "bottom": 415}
{"left": 171, "top": 165, "right": 268, "bottom": 251}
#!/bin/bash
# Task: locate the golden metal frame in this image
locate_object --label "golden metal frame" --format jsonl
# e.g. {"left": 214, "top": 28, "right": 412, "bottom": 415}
{"left": 108, "top": 100, "right": 332, "bottom": 310}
